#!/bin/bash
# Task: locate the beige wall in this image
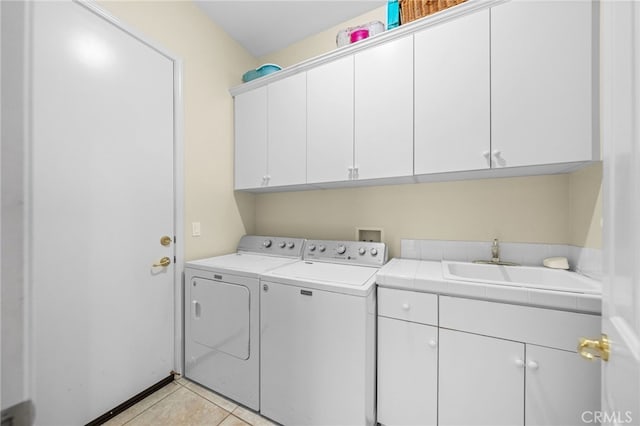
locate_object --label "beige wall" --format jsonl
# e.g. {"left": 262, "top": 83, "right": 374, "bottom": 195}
{"left": 99, "top": 1, "right": 257, "bottom": 260}
{"left": 256, "top": 175, "right": 573, "bottom": 259}
{"left": 255, "top": 7, "right": 604, "bottom": 258}
{"left": 569, "top": 163, "right": 603, "bottom": 249}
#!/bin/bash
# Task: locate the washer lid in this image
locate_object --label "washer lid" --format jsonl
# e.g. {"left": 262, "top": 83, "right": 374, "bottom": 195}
{"left": 186, "top": 253, "right": 299, "bottom": 277}
{"left": 262, "top": 261, "right": 379, "bottom": 296}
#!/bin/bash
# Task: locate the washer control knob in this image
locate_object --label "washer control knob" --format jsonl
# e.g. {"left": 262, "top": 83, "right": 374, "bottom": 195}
{"left": 337, "top": 245, "right": 347, "bottom": 255}
{"left": 308, "top": 244, "right": 316, "bottom": 252}
{"left": 263, "top": 239, "right": 272, "bottom": 248}
{"left": 318, "top": 245, "right": 326, "bottom": 252}
{"left": 358, "top": 247, "right": 366, "bottom": 255}
{"left": 278, "top": 241, "right": 286, "bottom": 248}
{"left": 287, "top": 242, "right": 295, "bottom": 249}
{"left": 370, "top": 248, "right": 378, "bottom": 256}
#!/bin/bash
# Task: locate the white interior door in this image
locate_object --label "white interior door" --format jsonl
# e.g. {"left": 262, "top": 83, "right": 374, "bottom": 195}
{"left": 30, "top": 2, "right": 176, "bottom": 424}
{"left": 601, "top": 1, "right": 640, "bottom": 423}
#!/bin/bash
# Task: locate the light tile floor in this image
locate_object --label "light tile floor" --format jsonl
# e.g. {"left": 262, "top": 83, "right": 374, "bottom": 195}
{"left": 103, "top": 377, "right": 276, "bottom": 426}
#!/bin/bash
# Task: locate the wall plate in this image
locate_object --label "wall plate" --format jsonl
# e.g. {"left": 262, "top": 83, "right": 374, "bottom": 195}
{"left": 356, "top": 227, "right": 383, "bottom": 243}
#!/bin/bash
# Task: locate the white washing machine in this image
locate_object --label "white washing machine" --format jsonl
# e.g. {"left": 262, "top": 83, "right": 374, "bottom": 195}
{"left": 184, "top": 235, "right": 305, "bottom": 410}
{"left": 259, "top": 240, "right": 387, "bottom": 426}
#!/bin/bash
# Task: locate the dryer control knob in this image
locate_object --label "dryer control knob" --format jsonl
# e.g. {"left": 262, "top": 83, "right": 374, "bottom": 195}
{"left": 308, "top": 244, "right": 316, "bottom": 252}
{"left": 370, "top": 248, "right": 378, "bottom": 256}
{"left": 263, "top": 239, "right": 272, "bottom": 248}
{"left": 278, "top": 241, "right": 286, "bottom": 248}
{"left": 318, "top": 245, "right": 326, "bottom": 252}
{"left": 337, "top": 245, "right": 347, "bottom": 255}
{"left": 358, "top": 247, "right": 366, "bottom": 255}
{"left": 287, "top": 242, "right": 295, "bottom": 249}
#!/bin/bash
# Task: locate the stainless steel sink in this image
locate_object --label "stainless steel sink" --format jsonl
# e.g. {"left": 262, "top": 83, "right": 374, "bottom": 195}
{"left": 442, "top": 261, "right": 601, "bottom": 295}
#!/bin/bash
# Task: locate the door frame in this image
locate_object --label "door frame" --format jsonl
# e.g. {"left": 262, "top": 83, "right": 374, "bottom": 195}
{"left": 22, "top": 0, "right": 186, "bottom": 394}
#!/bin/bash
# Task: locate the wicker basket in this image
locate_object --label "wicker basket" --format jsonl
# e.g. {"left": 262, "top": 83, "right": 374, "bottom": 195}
{"left": 399, "top": 0, "right": 467, "bottom": 25}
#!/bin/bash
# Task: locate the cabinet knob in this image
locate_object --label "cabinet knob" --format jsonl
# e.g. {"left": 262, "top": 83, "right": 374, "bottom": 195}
{"left": 402, "top": 303, "right": 410, "bottom": 311}
{"left": 482, "top": 150, "right": 491, "bottom": 158}
{"left": 515, "top": 359, "right": 525, "bottom": 368}
{"left": 527, "top": 360, "right": 539, "bottom": 370}
{"left": 428, "top": 339, "right": 437, "bottom": 348}
{"left": 492, "top": 150, "right": 502, "bottom": 157}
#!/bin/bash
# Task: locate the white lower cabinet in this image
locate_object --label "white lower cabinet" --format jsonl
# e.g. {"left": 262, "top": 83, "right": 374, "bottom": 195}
{"left": 525, "top": 344, "right": 600, "bottom": 426}
{"left": 377, "top": 316, "right": 438, "bottom": 426}
{"left": 376, "top": 289, "right": 601, "bottom": 426}
{"left": 439, "top": 329, "right": 525, "bottom": 426}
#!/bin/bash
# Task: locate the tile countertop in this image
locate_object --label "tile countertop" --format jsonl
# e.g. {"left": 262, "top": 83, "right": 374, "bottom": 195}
{"left": 376, "top": 259, "right": 602, "bottom": 314}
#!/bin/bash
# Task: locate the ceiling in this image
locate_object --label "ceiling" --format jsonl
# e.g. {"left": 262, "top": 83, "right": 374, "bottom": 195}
{"left": 194, "top": 1, "right": 386, "bottom": 58}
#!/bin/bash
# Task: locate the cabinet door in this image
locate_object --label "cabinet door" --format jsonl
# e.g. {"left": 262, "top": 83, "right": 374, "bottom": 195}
{"left": 525, "top": 345, "right": 600, "bottom": 426}
{"left": 491, "top": 0, "right": 596, "bottom": 167}
{"left": 414, "top": 9, "right": 490, "bottom": 174}
{"left": 377, "top": 317, "right": 437, "bottom": 426}
{"left": 439, "top": 329, "right": 524, "bottom": 426}
{"left": 267, "top": 73, "right": 307, "bottom": 187}
{"left": 355, "top": 36, "right": 413, "bottom": 180}
{"left": 307, "top": 56, "right": 354, "bottom": 184}
{"left": 234, "top": 87, "right": 267, "bottom": 189}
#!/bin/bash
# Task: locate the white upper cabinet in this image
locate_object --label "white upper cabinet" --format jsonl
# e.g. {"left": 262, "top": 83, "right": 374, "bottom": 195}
{"left": 232, "top": 0, "right": 599, "bottom": 191}
{"left": 355, "top": 36, "right": 414, "bottom": 180}
{"left": 234, "top": 87, "right": 268, "bottom": 190}
{"left": 267, "top": 73, "right": 307, "bottom": 187}
{"left": 307, "top": 56, "right": 354, "bottom": 184}
{"left": 491, "top": 0, "right": 597, "bottom": 168}
{"left": 414, "top": 9, "right": 490, "bottom": 175}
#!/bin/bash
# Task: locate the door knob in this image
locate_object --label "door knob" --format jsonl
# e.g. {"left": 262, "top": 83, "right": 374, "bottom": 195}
{"left": 153, "top": 257, "right": 171, "bottom": 267}
{"left": 578, "top": 334, "right": 610, "bottom": 361}
{"left": 160, "top": 235, "right": 172, "bottom": 246}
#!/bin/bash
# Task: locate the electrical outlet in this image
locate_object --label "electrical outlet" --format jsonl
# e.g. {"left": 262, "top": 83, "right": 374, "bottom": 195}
{"left": 192, "top": 222, "right": 201, "bottom": 237}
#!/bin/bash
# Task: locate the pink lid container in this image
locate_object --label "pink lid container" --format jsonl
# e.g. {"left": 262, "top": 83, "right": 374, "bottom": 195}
{"left": 350, "top": 28, "right": 369, "bottom": 43}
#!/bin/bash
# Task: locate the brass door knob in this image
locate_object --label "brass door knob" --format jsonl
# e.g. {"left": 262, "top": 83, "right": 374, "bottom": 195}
{"left": 153, "top": 257, "right": 171, "bottom": 267}
{"left": 160, "top": 236, "right": 172, "bottom": 246}
{"left": 578, "top": 334, "right": 610, "bottom": 362}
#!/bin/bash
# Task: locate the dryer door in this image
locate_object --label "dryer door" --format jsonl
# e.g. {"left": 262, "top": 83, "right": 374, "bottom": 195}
{"left": 191, "top": 278, "right": 250, "bottom": 360}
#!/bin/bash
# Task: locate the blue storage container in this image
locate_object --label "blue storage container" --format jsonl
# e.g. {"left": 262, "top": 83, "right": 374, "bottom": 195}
{"left": 242, "top": 64, "right": 282, "bottom": 83}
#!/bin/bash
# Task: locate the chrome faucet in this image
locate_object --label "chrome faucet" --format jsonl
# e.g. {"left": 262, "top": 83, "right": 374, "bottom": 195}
{"left": 491, "top": 238, "right": 500, "bottom": 263}
{"left": 473, "top": 238, "right": 520, "bottom": 266}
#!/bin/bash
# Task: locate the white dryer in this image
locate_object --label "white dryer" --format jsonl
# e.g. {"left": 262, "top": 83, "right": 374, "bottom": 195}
{"left": 184, "top": 235, "right": 305, "bottom": 410}
{"left": 259, "top": 240, "right": 387, "bottom": 426}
